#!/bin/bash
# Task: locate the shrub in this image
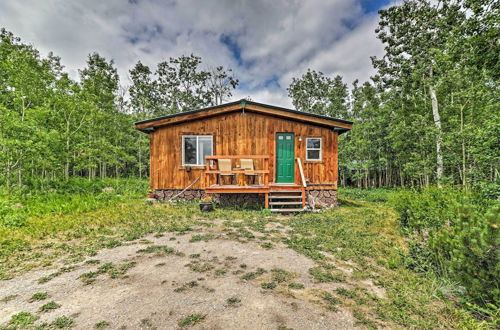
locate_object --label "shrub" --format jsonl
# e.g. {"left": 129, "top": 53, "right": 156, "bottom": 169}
{"left": 428, "top": 205, "right": 499, "bottom": 304}
{"left": 392, "top": 186, "right": 499, "bottom": 305}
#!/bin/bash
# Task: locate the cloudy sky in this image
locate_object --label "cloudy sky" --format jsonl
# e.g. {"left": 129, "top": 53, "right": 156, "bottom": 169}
{"left": 0, "top": 0, "right": 393, "bottom": 107}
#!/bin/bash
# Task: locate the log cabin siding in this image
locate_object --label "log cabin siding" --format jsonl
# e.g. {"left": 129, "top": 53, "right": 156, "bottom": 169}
{"left": 149, "top": 111, "right": 338, "bottom": 190}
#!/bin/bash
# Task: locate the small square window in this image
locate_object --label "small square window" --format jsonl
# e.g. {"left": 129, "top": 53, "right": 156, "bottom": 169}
{"left": 306, "top": 138, "right": 321, "bottom": 161}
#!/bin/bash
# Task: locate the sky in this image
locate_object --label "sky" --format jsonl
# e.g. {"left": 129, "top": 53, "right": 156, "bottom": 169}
{"left": 0, "top": 0, "right": 393, "bottom": 108}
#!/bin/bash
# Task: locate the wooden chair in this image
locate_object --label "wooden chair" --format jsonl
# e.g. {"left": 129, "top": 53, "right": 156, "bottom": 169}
{"left": 241, "top": 159, "right": 259, "bottom": 185}
{"left": 218, "top": 159, "right": 235, "bottom": 185}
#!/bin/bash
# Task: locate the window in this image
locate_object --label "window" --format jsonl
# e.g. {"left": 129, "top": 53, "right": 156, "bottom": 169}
{"left": 306, "top": 138, "right": 322, "bottom": 161}
{"left": 182, "top": 135, "right": 213, "bottom": 166}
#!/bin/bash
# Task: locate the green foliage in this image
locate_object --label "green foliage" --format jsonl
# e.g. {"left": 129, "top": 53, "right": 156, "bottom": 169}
{"left": 49, "top": 316, "right": 74, "bottom": 329}
{"left": 39, "top": 301, "right": 61, "bottom": 312}
{"left": 309, "top": 267, "right": 345, "bottom": 283}
{"left": 29, "top": 292, "right": 49, "bottom": 302}
{"left": 260, "top": 282, "right": 277, "bottom": 290}
{"left": 392, "top": 187, "right": 499, "bottom": 304}
{"left": 8, "top": 312, "right": 39, "bottom": 327}
{"left": 340, "top": 188, "right": 392, "bottom": 203}
{"left": 0, "top": 178, "right": 147, "bottom": 227}
{"left": 391, "top": 186, "right": 489, "bottom": 232}
{"left": 94, "top": 321, "right": 110, "bottom": 329}
{"left": 178, "top": 314, "right": 206, "bottom": 327}
{"left": 288, "top": 69, "right": 349, "bottom": 119}
{"left": 429, "top": 205, "right": 499, "bottom": 304}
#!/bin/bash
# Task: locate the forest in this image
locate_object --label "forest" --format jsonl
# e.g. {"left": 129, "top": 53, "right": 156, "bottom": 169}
{"left": 0, "top": 0, "right": 498, "bottom": 325}
{"left": 0, "top": 0, "right": 498, "bottom": 193}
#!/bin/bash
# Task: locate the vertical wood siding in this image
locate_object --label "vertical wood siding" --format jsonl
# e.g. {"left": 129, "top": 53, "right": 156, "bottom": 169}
{"left": 149, "top": 111, "right": 339, "bottom": 190}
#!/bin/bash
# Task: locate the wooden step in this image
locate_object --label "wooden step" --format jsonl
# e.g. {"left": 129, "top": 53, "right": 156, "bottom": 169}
{"left": 270, "top": 208, "right": 304, "bottom": 213}
{"left": 269, "top": 195, "right": 302, "bottom": 199}
{"left": 269, "top": 201, "right": 303, "bottom": 206}
{"left": 269, "top": 190, "right": 302, "bottom": 194}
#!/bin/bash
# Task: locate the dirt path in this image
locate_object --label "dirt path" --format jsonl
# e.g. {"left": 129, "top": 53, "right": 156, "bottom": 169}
{"left": 1, "top": 223, "right": 360, "bottom": 329}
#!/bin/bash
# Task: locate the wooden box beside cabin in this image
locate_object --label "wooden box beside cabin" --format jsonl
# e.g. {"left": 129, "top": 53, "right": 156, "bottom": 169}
{"left": 135, "top": 100, "right": 352, "bottom": 210}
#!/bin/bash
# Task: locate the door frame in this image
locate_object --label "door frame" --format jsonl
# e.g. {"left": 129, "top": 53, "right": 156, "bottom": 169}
{"left": 275, "top": 132, "right": 295, "bottom": 183}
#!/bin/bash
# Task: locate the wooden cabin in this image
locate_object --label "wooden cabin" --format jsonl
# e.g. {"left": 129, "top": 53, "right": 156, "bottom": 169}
{"left": 135, "top": 100, "right": 352, "bottom": 212}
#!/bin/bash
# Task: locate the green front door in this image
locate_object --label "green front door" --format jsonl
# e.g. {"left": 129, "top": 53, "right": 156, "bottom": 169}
{"left": 276, "top": 133, "right": 295, "bottom": 183}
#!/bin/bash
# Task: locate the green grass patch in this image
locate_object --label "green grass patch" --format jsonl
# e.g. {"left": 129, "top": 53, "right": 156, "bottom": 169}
{"left": 308, "top": 267, "right": 345, "bottom": 283}
{"left": 7, "top": 312, "right": 39, "bottom": 327}
{"left": 136, "top": 245, "right": 175, "bottom": 255}
{"left": 178, "top": 314, "right": 206, "bottom": 327}
{"left": 79, "top": 261, "right": 136, "bottom": 284}
{"left": 94, "top": 320, "right": 110, "bottom": 329}
{"left": 261, "top": 282, "right": 277, "bottom": 290}
{"left": 271, "top": 268, "right": 294, "bottom": 283}
{"left": 29, "top": 292, "right": 49, "bottom": 302}
{"left": 288, "top": 283, "right": 304, "bottom": 289}
{"left": 226, "top": 297, "right": 241, "bottom": 305}
{"left": 185, "top": 262, "right": 214, "bottom": 273}
{"left": 189, "top": 233, "right": 214, "bottom": 242}
{"left": 39, "top": 301, "right": 61, "bottom": 312}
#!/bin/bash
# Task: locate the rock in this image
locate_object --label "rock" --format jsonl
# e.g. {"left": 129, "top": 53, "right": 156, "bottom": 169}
{"left": 102, "top": 187, "right": 114, "bottom": 192}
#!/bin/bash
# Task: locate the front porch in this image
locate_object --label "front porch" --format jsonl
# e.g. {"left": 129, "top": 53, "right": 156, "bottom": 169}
{"left": 204, "top": 155, "right": 307, "bottom": 211}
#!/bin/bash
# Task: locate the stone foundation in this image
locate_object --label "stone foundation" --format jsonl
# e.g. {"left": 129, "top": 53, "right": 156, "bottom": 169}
{"left": 154, "top": 189, "right": 337, "bottom": 209}
{"left": 153, "top": 189, "right": 264, "bottom": 207}
{"left": 307, "top": 189, "right": 338, "bottom": 208}
{"left": 154, "top": 189, "right": 205, "bottom": 201}
{"left": 216, "top": 193, "right": 264, "bottom": 207}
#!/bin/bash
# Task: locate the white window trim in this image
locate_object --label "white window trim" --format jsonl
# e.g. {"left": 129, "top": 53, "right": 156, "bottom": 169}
{"left": 182, "top": 135, "right": 213, "bottom": 166}
{"left": 306, "top": 137, "right": 322, "bottom": 161}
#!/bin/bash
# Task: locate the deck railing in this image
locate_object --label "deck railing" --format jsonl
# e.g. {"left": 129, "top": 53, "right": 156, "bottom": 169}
{"left": 296, "top": 158, "right": 307, "bottom": 207}
{"left": 204, "top": 155, "right": 270, "bottom": 187}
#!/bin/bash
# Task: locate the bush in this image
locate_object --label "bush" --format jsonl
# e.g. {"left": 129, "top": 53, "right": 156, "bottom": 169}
{"left": 392, "top": 186, "right": 499, "bottom": 305}
{"left": 429, "top": 205, "right": 499, "bottom": 304}
{"left": 391, "top": 186, "right": 489, "bottom": 233}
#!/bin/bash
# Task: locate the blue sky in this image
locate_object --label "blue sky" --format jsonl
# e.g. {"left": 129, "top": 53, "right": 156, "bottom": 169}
{"left": 0, "top": 0, "right": 393, "bottom": 107}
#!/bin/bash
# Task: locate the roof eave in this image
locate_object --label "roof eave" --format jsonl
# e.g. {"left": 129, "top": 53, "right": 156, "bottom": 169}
{"left": 134, "top": 100, "right": 353, "bottom": 131}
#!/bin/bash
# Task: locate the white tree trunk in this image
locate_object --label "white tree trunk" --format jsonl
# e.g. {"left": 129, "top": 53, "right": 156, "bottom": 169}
{"left": 429, "top": 84, "right": 444, "bottom": 186}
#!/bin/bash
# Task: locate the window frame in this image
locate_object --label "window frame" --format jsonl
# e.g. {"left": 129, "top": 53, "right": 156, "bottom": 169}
{"left": 181, "top": 135, "right": 213, "bottom": 166}
{"left": 306, "top": 137, "right": 322, "bottom": 161}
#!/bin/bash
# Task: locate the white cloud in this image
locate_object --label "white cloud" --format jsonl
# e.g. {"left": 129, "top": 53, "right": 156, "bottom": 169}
{"left": 0, "top": 0, "right": 389, "bottom": 108}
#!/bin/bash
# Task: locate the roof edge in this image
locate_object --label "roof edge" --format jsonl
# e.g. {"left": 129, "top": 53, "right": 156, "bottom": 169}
{"left": 134, "top": 99, "right": 354, "bottom": 128}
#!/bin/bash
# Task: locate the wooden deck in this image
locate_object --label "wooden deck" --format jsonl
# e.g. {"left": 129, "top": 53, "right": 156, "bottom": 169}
{"left": 203, "top": 155, "right": 307, "bottom": 211}
{"left": 205, "top": 184, "right": 269, "bottom": 194}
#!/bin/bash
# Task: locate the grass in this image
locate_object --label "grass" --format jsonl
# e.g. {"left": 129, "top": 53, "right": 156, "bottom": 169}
{"left": 7, "top": 312, "right": 39, "bottom": 327}
{"left": 39, "top": 301, "right": 61, "bottom": 312}
{"left": 178, "top": 314, "right": 206, "bottom": 327}
{"left": 186, "top": 262, "right": 214, "bottom": 273}
{"left": 49, "top": 316, "right": 74, "bottom": 328}
{"left": 79, "top": 261, "right": 136, "bottom": 285}
{"left": 226, "top": 297, "right": 241, "bottom": 305}
{"left": 0, "top": 185, "right": 488, "bottom": 328}
{"left": 94, "top": 321, "right": 110, "bottom": 328}
{"left": 241, "top": 268, "right": 267, "bottom": 280}
{"left": 288, "top": 283, "right": 305, "bottom": 289}
{"left": 271, "top": 268, "right": 294, "bottom": 283}
{"left": 136, "top": 245, "right": 175, "bottom": 255}
{"left": 189, "top": 233, "right": 214, "bottom": 242}
{"left": 174, "top": 281, "right": 199, "bottom": 293}
{"left": 261, "top": 282, "right": 277, "bottom": 290}
{"left": 308, "top": 267, "right": 345, "bottom": 283}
